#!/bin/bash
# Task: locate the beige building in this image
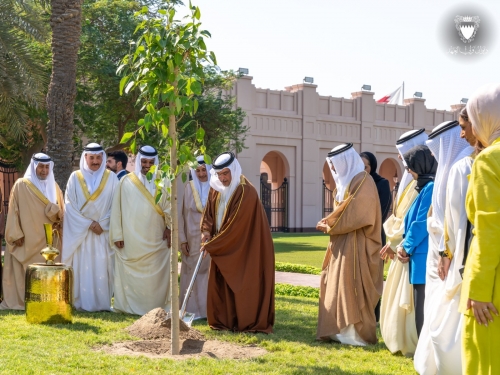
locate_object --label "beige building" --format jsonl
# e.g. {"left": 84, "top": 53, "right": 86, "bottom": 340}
{"left": 233, "top": 76, "right": 465, "bottom": 232}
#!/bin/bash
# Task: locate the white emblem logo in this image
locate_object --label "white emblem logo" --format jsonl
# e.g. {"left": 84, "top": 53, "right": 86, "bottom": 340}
{"left": 454, "top": 15, "right": 480, "bottom": 43}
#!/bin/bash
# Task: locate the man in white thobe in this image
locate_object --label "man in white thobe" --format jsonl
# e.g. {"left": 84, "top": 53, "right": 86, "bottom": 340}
{"left": 380, "top": 128, "right": 428, "bottom": 356}
{"left": 110, "top": 145, "right": 172, "bottom": 316}
{"left": 1, "top": 153, "right": 64, "bottom": 310}
{"left": 414, "top": 121, "right": 474, "bottom": 374}
{"left": 62, "top": 143, "right": 119, "bottom": 312}
{"left": 178, "top": 155, "right": 212, "bottom": 319}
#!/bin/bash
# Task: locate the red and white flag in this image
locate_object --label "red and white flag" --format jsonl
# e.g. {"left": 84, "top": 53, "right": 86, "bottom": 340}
{"left": 377, "top": 84, "right": 403, "bottom": 105}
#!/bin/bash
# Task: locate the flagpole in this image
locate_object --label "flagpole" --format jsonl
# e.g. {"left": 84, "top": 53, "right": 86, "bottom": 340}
{"left": 402, "top": 81, "right": 405, "bottom": 105}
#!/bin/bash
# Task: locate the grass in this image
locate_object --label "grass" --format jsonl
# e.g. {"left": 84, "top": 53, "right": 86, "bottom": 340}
{"left": 0, "top": 295, "right": 415, "bottom": 374}
{"left": 272, "top": 233, "right": 390, "bottom": 280}
{"left": 275, "top": 262, "right": 321, "bottom": 275}
{"left": 273, "top": 233, "right": 326, "bottom": 269}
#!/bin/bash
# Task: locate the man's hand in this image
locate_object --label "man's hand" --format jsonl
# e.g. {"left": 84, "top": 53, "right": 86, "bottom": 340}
{"left": 180, "top": 243, "right": 190, "bottom": 256}
{"left": 201, "top": 231, "right": 212, "bottom": 243}
{"left": 467, "top": 298, "right": 499, "bottom": 326}
{"left": 89, "top": 221, "right": 103, "bottom": 235}
{"left": 114, "top": 241, "right": 124, "bottom": 249}
{"left": 438, "top": 256, "right": 452, "bottom": 281}
{"left": 316, "top": 219, "right": 328, "bottom": 233}
{"left": 163, "top": 227, "right": 171, "bottom": 248}
{"left": 397, "top": 246, "right": 409, "bottom": 264}
{"left": 13, "top": 237, "right": 24, "bottom": 247}
{"left": 380, "top": 243, "right": 395, "bottom": 262}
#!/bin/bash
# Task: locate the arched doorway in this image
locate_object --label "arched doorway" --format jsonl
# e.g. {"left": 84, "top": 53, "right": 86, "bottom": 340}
{"left": 260, "top": 151, "right": 289, "bottom": 232}
{"left": 378, "top": 158, "right": 401, "bottom": 191}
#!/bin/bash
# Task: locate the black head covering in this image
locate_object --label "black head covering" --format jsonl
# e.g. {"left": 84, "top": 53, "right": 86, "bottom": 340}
{"left": 359, "top": 151, "right": 382, "bottom": 183}
{"left": 403, "top": 145, "right": 438, "bottom": 193}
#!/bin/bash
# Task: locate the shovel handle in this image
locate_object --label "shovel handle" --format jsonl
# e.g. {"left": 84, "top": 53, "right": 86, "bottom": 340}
{"left": 180, "top": 248, "right": 206, "bottom": 318}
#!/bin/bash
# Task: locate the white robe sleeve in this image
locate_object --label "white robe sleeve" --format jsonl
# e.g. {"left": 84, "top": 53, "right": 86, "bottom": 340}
{"left": 109, "top": 178, "right": 124, "bottom": 249}
{"left": 62, "top": 173, "right": 93, "bottom": 264}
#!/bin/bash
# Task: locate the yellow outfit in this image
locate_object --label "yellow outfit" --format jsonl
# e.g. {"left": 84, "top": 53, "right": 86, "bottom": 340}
{"left": 460, "top": 137, "right": 500, "bottom": 375}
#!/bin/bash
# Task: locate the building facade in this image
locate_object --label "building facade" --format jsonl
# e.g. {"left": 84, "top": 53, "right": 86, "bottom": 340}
{"left": 233, "top": 76, "right": 465, "bottom": 231}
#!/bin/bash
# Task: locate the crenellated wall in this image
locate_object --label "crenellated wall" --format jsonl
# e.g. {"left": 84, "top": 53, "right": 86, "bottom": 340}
{"left": 233, "top": 76, "right": 464, "bottom": 231}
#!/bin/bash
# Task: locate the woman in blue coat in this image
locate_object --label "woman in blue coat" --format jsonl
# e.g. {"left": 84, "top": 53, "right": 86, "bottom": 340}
{"left": 397, "top": 145, "right": 437, "bottom": 337}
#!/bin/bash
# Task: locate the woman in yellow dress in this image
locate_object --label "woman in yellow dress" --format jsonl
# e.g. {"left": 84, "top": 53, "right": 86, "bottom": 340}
{"left": 460, "top": 83, "right": 500, "bottom": 374}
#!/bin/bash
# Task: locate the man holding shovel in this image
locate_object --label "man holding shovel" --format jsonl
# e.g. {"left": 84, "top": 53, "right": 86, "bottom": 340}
{"left": 200, "top": 152, "right": 275, "bottom": 333}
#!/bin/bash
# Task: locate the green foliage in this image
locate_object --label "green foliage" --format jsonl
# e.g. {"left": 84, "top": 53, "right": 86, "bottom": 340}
{"left": 275, "top": 262, "right": 321, "bottom": 275}
{"left": 0, "top": 0, "right": 49, "bottom": 162}
{"left": 273, "top": 232, "right": 327, "bottom": 269}
{"left": 177, "top": 66, "right": 248, "bottom": 156}
{"left": 119, "top": 0, "right": 219, "bottom": 182}
{"left": 75, "top": 0, "right": 144, "bottom": 149}
{"left": 275, "top": 283, "right": 320, "bottom": 299}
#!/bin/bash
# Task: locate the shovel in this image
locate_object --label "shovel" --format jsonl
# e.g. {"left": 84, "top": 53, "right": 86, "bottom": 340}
{"left": 179, "top": 248, "right": 206, "bottom": 327}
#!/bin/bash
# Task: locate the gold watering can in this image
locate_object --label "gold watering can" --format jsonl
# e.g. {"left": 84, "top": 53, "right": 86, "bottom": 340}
{"left": 25, "top": 223, "right": 73, "bottom": 324}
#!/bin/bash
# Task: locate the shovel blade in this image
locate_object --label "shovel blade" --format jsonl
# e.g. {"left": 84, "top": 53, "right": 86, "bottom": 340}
{"left": 181, "top": 311, "right": 195, "bottom": 327}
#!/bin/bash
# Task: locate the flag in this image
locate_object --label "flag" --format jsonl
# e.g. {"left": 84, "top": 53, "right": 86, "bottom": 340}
{"left": 377, "top": 84, "right": 404, "bottom": 105}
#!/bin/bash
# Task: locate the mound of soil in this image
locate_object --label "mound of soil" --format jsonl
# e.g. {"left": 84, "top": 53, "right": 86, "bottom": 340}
{"left": 101, "top": 308, "right": 267, "bottom": 360}
{"left": 127, "top": 308, "right": 203, "bottom": 340}
{"left": 102, "top": 339, "right": 267, "bottom": 360}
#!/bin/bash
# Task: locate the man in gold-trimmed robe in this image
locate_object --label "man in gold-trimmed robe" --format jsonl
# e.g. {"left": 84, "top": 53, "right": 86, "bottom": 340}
{"left": 110, "top": 145, "right": 172, "bottom": 316}
{"left": 62, "top": 143, "right": 118, "bottom": 312}
{"left": 178, "top": 155, "right": 212, "bottom": 319}
{"left": 316, "top": 143, "right": 383, "bottom": 345}
{"left": 201, "top": 152, "right": 275, "bottom": 333}
{"left": 0, "top": 153, "right": 64, "bottom": 310}
{"left": 380, "top": 129, "right": 428, "bottom": 356}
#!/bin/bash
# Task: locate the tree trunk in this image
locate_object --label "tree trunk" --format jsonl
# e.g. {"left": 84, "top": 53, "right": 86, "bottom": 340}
{"left": 169, "top": 75, "right": 180, "bottom": 355}
{"left": 46, "top": 0, "right": 83, "bottom": 189}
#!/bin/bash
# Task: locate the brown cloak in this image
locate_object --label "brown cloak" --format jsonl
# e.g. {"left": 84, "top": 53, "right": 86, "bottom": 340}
{"left": 1, "top": 179, "right": 64, "bottom": 310}
{"left": 201, "top": 175, "right": 275, "bottom": 333}
{"left": 317, "top": 171, "right": 383, "bottom": 344}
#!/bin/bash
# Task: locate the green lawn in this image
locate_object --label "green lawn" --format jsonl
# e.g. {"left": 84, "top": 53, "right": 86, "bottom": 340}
{"left": 273, "top": 233, "right": 327, "bottom": 269}
{"left": 0, "top": 295, "right": 415, "bottom": 374}
{"left": 273, "top": 233, "right": 390, "bottom": 278}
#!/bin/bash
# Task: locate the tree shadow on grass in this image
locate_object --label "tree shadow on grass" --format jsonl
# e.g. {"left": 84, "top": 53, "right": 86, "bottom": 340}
{"left": 287, "top": 363, "right": 396, "bottom": 375}
{"left": 192, "top": 296, "right": 391, "bottom": 355}
{"left": 274, "top": 241, "right": 327, "bottom": 254}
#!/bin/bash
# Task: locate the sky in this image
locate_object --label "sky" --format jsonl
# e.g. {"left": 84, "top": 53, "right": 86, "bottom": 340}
{"left": 181, "top": 0, "right": 500, "bottom": 110}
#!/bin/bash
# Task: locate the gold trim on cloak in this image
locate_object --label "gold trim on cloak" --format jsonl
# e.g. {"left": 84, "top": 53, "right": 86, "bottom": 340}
{"left": 128, "top": 173, "right": 165, "bottom": 219}
{"left": 189, "top": 180, "right": 204, "bottom": 213}
{"left": 22, "top": 178, "right": 50, "bottom": 206}
{"left": 76, "top": 169, "right": 111, "bottom": 211}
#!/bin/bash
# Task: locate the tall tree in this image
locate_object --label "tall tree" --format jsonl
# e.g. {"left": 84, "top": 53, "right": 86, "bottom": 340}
{"left": 119, "top": 1, "right": 215, "bottom": 354}
{"left": 45, "top": 0, "right": 83, "bottom": 188}
{"left": 0, "top": 0, "right": 48, "bottom": 157}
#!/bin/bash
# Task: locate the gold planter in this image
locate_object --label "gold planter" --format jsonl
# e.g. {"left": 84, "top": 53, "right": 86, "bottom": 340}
{"left": 25, "top": 263, "right": 73, "bottom": 324}
{"left": 25, "top": 223, "right": 73, "bottom": 324}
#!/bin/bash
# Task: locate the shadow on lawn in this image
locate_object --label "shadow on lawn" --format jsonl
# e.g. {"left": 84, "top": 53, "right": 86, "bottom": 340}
{"left": 274, "top": 241, "right": 327, "bottom": 254}
{"left": 288, "top": 363, "right": 395, "bottom": 375}
{"left": 193, "top": 296, "right": 390, "bottom": 354}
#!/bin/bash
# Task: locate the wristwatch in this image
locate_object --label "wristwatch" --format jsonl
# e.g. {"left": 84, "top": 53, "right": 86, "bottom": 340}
{"left": 438, "top": 249, "right": 453, "bottom": 259}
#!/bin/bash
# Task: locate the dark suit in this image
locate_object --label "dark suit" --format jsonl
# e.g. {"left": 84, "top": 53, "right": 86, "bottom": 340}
{"left": 116, "top": 170, "right": 129, "bottom": 180}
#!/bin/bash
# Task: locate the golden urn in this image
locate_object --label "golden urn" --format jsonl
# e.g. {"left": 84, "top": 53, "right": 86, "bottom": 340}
{"left": 25, "top": 223, "right": 73, "bottom": 324}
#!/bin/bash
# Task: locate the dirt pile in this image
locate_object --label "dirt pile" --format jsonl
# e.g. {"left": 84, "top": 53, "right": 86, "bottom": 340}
{"left": 127, "top": 308, "right": 203, "bottom": 340}
{"left": 100, "top": 308, "right": 267, "bottom": 360}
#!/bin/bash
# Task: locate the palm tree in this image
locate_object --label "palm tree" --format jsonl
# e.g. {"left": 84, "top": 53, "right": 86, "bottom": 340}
{"left": 45, "top": 0, "right": 83, "bottom": 188}
{"left": 0, "top": 0, "right": 47, "bottom": 142}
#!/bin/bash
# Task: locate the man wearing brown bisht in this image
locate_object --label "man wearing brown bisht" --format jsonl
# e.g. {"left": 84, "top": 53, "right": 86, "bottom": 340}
{"left": 200, "top": 151, "right": 275, "bottom": 333}
{"left": 316, "top": 143, "right": 383, "bottom": 345}
{"left": 0, "top": 153, "right": 64, "bottom": 310}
